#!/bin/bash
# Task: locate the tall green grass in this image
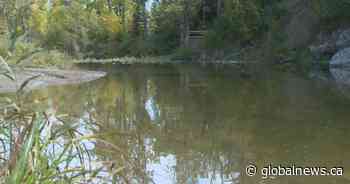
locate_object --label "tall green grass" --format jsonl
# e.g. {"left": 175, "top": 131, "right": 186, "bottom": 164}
{"left": 0, "top": 57, "right": 126, "bottom": 183}
{"left": 0, "top": 103, "right": 111, "bottom": 183}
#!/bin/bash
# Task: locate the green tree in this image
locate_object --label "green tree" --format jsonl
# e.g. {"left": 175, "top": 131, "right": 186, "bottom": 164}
{"left": 2, "top": 0, "right": 33, "bottom": 52}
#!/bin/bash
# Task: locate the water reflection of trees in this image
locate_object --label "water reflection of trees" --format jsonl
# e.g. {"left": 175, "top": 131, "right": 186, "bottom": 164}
{"left": 77, "top": 65, "right": 261, "bottom": 183}
{"left": 22, "top": 65, "right": 350, "bottom": 183}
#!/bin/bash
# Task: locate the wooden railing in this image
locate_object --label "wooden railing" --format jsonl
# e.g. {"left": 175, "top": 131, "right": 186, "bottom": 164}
{"left": 188, "top": 30, "right": 207, "bottom": 39}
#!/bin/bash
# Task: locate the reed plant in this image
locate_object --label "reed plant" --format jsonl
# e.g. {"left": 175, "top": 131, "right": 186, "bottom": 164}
{"left": 0, "top": 56, "right": 123, "bottom": 183}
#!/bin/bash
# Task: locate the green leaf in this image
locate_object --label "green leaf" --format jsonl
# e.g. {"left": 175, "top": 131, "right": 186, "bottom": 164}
{"left": 0, "top": 56, "right": 15, "bottom": 81}
{"left": 6, "top": 115, "right": 40, "bottom": 184}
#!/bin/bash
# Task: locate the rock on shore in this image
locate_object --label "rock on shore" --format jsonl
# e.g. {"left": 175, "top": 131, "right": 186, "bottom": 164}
{"left": 330, "top": 47, "right": 350, "bottom": 67}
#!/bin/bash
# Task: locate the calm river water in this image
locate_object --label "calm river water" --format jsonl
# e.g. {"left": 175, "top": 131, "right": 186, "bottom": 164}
{"left": 9, "top": 64, "right": 350, "bottom": 184}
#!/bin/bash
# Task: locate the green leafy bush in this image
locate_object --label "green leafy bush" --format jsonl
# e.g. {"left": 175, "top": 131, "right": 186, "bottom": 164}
{"left": 312, "top": 0, "right": 350, "bottom": 30}
{"left": 317, "top": 0, "right": 350, "bottom": 19}
{"left": 172, "top": 47, "right": 194, "bottom": 60}
{"left": 29, "top": 1, "right": 125, "bottom": 58}
{"left": 204, "top": 0, "right": 263, "bottom": 50}
{"left": 149, "top": 1, "right": 182, "bottom": 54}
{"left": 28, "top": 50, "right": 73, "bottom": 68}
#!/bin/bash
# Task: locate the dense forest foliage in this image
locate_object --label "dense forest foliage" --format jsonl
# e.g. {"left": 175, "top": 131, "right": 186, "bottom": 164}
{"left": 0, "top": 0, "right": 350, "bottom": 62}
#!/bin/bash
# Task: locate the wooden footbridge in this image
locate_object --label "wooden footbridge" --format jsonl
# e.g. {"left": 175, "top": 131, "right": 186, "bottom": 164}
{"left": 180, "top": 0, "right": 223, "bottom": 50}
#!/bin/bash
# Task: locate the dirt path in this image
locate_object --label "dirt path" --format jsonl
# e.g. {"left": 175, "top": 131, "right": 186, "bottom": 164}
{"left": 0, "top": 68, "right": 106, "bottom": 93}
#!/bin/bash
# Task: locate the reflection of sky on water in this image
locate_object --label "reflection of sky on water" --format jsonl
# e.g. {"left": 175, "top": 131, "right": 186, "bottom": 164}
{"left": 4, "top": 62, "right": 350, "bottom": 184}
{"left": 145, "top": 79, "right": 160, "bottom": 122}
{"left": 144, "top": 131, "right": 237, "bottom": 184}
{"left": 41, "top": 108, "right": 113, "bottom": 183}
{"left": 1, "top": 98, "right": 237, "bottom": 184}
{"left": 143, "top": 79, "right": 237, "bottom": 184}
{"left": 147, "top": 154, "right": 177, "bottom": 184}
{"left": 0, "top": 134, "right": 10, "bottom": 162}
{"left": 146, "top": 153, "right": 238, "bottom": 184}
{"left": 145, "top": 96, "right": 160, "bottom": 122}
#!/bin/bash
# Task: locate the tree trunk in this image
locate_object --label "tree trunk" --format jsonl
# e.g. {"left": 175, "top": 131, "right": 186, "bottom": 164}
{"left": 182, "top": 0, "right": 191, "bottom": 47}
{"left": 121, "top": 2, "right": 126, "bottom": 32}
{"left": 142, "top": 0, "right": 148, "bottom": 38}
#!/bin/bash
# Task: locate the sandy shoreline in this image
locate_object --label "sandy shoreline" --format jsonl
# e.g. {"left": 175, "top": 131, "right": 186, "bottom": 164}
{"left": 0, "top": 68, "right": 106, "bottom": 93}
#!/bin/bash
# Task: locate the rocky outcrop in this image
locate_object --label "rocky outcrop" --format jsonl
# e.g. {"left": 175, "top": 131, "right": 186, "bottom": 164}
{"left": 330, "top": 47, "right": 350, "bottom": 67}
{"left": 336, "top": 29, "right": 350, "bottom": 50}
{"left": 310, "top": 28, "right": 350, "bottom": 59}
{"left": 328, "top": 39, "right": 350, "bottom": 87}
{"left": 309, "top": 28, "right": 350, "bottom": 87}
{"left": 330, "top": 68, "right": 350, "bottom": 100}
{"left": 331, "top": 68, "right": 350, "bottom": 85}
